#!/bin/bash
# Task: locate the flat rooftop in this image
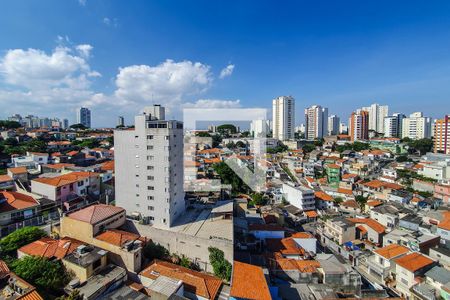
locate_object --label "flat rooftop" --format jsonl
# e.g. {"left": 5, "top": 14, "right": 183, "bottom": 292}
{"left": 154, "top": 205, "right": 233, "bottom": 241}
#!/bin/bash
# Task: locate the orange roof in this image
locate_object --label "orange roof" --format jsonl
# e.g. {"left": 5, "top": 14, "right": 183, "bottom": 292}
{"left": 363, "top": 180, "right": 402, "bottom": 190}
{"left": 342, "top": 199, "right": 359, "bottom": 209}
{"left": 315, "top": 191, "right": 333, "bottom": 201}
{"left": 305, "top": 211, "right": 319, "bottom": 218}
{"left": 95, "top": 229, "right": 142, "bottom": 247}
{"left": 374, "top": 244, "right": 409, "bottom": 260}
{"left": 395, "top": 252, "right": 434, "bottom": 272}
{"left": 203, "top": 158, "right": 221, "bottom": 164}
{"left": 305, "top": 177, "right": 315, "bottom": 183}
{"left": 326, "top": 163, "right": 340, "bottom": 169}
{"left": 140, "top": 260, "right": 222, "bottom": 300}
{"left": 18, "top": 237, "right": 84, "bottom": 260}
{"left": 291, "top": 232, "right": 315, "bottom": 239}
{"left": 20, "top": 290, "right": 44, "bottom": 300}
{"left": 7, "top": 166, "right": 27, "bottom": 174}
{"left": 230, "top": 261, "right": 271, "bottom": 300}
{"left": 0, "top": 175, "right": 13, "bottom": 183}
{"left": 0, "top": 191, "right": 39, "bottom": 213}
{"left": 342, "top": 173, "right": 358, "bottom": 179}
{"left": 267, "top": 237, "right": 304, "bottom": 256}
{"left": 33, "top": 171, "right": 98, "bottom": 187}
{"left": 275, "top": 259, "right": 321, "bottom": 273}
{"left": 337, "top": 188, "right": 353, "bottom": 195}
{"left": 100, "top": 160, "right": 115, "bottom": 172}
{"left": 438, "top": 211, "right": 450, "bottom": 231}
{"left": 347, "top": 218, "right": 386, "bottom": 234}
{"left": 66, "top": 150, "right": 79, "bottom": 156}
{"left": 43, "top": 163, "right": 75, "bottom": 169}
{"left": 356, "top": 225, "right": 368, "bottom": 235}
{"left": 367, "top": 200, "right": 383, "bottom": 207}
{"left": 198, "top": 148, "right": 222, "bottom": 154}
{"left": 67, "top": 204, "right": 124, "bottom": 225}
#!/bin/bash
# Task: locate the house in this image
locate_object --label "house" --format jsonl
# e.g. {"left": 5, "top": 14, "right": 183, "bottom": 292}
{"left": 322, "top": 217, "right": 356, "bottom": 245}
{"left": 383, "top": 229, "right": 440, "bottom": 254}
{"left": 429, "top": 246, "right": 450, "bottom": 269}
{"left": 366, "top": 244, "right": 409, "bottom": 283}
{"left": 0, "top": 191, "right": 40, "bottom": 237}
{"left": 411, "top": 266, "right": 450, "bottom": 300}
{"left": 434, "top": 183, "right": 450, "bottom": 203}
{"left": 394, "top": 252, "right": 436, "bottom": 298}
{"left": 230, "top": 261, "right": 272, "bottom": 300}
{"left": 60, "top": 204, "right": 143, "bottom": 273}
{"left": 0, "top": 260, "right": 44, "bottom": 299}
{"left": 315, "top": 191, "right": 335, "bottom": 210}
{"left": 0, "top": 175, "right": 14, "bottom": 190}
{"left": 270, "top": 258, "right": 321, "bottom": 283}
{"left": 139, "top": 260, "right": 222, "bottom": 300}
{"left": 248, "top": 224, "right": 285, "bottom": 240}
{"left": 347, "top": 218, "right": 386, "bottom": 245}
{"left": 7, "top": 166, "right": 28, "bottom": 182}
{"left": 369, "top": 203, "right": 411, "bottom": 229}
{"left": 17, "top": 237, "right": 83, "bottom": 259}
{"left": 31, "top": 171, "right": 100, "bottom": 205}
{"left": 62, "top": 244, "right": 109, "bottom": 283}
{"left": 437, "top": 211, "right": 450, "bottom": 248}
{"left": 340, "top": 199, "right": 360, "bottom": 214}
{"left": 282, "top": 183, "right": 315, "bottom": 211}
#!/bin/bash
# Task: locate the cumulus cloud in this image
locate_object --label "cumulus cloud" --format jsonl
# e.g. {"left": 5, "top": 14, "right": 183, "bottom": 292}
{"left": 103, "top": 17, "right": 119, "bottom": 27}
{"left": 114, "top": 59, "right": 213, "bottom": 109}
{"left": 76, "top": 44, "right": 93, "bottom": 58}
{"left": 184, "top": 99, "right": 241, "bottom": 108}
{"left": 219, "top": 64, "right": 235, "bottom": 79}
{"left": 78, "top": 0, "right": 86, "bottom": 6}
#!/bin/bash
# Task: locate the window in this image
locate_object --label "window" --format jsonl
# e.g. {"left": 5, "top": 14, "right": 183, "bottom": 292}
{"left": 147, "top": 166, "right": 154, "bottom": 170}
{"left": 136, "top": 184, "right": 139, "bottom": 187}
{"left": 136, "top": 194, "right": 140, "bottom": 197}
{"left": 147, "top": 196, "right": 154, "bottom": 200}
{"left": 147, "top": 155, "right": 154, "bottom": 160}
{"left": 149, "top": 216, "right": 154, "bottom": 220}
{"left": 147, "top": 145, "right": 153, "bottom": 150}
{"left": 147, "top": 135, "right": 154, "bottom": 140}
{"left": 148, "top": 206, "right": 154, "bottom": 211}
{"left": 147, "top": 176, "right": 154, "bottom": 180}
{"left": 165, "top": 136, "right": 169, "bottom": 140}
{"left": 147, "top": 186, "right": 154, "bottom": 190}
{"left": 93, "top": 259, "right": 101, "bottom": 270}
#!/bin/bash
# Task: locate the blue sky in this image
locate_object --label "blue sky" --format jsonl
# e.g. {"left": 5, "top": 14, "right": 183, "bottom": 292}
{"left": 0, "top": 1, "right": 450, "bottom": 127}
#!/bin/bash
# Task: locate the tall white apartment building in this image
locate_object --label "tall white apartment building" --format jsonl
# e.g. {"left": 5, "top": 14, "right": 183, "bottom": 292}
{"left": 339, "top": 122, "right": 348, "bottom": 134}
{"left": 384, "top": 113, "right": 405, "bottom": 138}
{"left": 362, "top": 103, "right": 389, "bottom": 133}
{"left": 250, "top": 119, "right": 270, "bottom": 138}
{"left": 328, "top": 114, "right": 340, "bottom": 136}
{"left": 114, "top": 105, "right": 185, "bottom": 228}
{"left": 76, "top": 107, "right": 91, "bottom": 128}
{"left": 401, "top": 112, "right": 432, "bottom": 139}
{"left": 304, "top": 105, "right": 328, "bottom": 140}
{"left": 272, "top": 96, "right": 295, "bottom": 141}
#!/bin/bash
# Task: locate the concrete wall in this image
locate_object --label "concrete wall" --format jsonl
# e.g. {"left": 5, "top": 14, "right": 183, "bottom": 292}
{"left": 128, "top": 221, "right": 233, "bottom": 273}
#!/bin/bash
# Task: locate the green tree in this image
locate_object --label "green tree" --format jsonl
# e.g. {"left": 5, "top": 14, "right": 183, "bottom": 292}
{"left": 355, "top": 195, "right": 368, "bottom": 207}
{"left": 179, "top": 255, "right": 191, "bottom": 268}
{"left": 352, "top": 141, "right": 370, "bottom": 152}
{"left": 143, "top": 241, "right": 169, "bottom": 261}
{"left": 0, "top": 120, "right": 21, "bottom": 129}
{"left": 56, "top": 290, "right": 82, "bottom": 300}
{"left": 70, "top": 123, "right": 87, "bottom": 130}
{"left": 250, "top": 193, "right": 267, "bottom": 206}
{"left": 396, "top": 155, "right": 409, "bottom": 162}
{"left": 0, "top": 227, "right": 47, "bottom": 258}
{"left": 12, "top": 256, "right": 70, "bottom": 291}
{"left": 196, "top": 131, "right": 211, "bottom": 137}
{"left": 213, "top": 162, "right": 249, "bottom": 194}
{"left": 208, "top": 247, "right": 232, "bottom": 281}
{"left": 333, "top": 197, "right": 344, "bottom": 205}
{"left": 407, "top": 138, "right": 433, "bottom": 155}
{"left": 212, "top": 134, "right": 222, "bottom": 148}
{"left": 217, "top": 124, "right": 237, "bottom": 135}
{"left": 301, "top": 144, "right": 316, "bottom": 154}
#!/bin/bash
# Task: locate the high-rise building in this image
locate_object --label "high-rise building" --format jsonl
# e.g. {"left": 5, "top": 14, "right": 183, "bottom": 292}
{"left": 362, "top": 103, "right": 389, "bottom": 133}
{"left": 250, "top": 120, "right": 270, "bottom": 138}
{"left": 76, "top": 107, "right": 91, "bottom": 128}
{"left": 272, "top": 96, "right": 295, "bottom": 141}
{"left": 401, "top": 112, "right": 432, "bottom": 140}
{"left": 117, "top": 116, "right": 125, "bottom": 127}
{"left": 434, "top": 115, "right": 450, "bottom": 154}
{"left": 384, "top": 113, "right": 405, "bottom": 138}
{"left": 295, "top": 124, "right": 305, "bottom": 135}
{"left": 114, "top": 105, "right": 184, "bottom": 228}
{"left": 304, "top": 105, "right": 328, "bottom": 140}
{"left": 62, "top": 119, "right": 69, "bottom": 130}
{"left": 339, "top": 122, "right": 348, "bottom": 134}
{"left": 328, "top": 114, "right": 340, "bottom": 136}
{"left": 349, "top": 110, "right": 369, "bottom": 141}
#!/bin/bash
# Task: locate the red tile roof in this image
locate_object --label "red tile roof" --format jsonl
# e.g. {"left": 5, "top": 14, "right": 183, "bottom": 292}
{"left": 43, "top": 163, "right": 75, "bottom": 169}
{"left": 438, "top": 211, "right": 450, "bottom": 231}
{"left": 0, "top": 175, "right": 13, "bottom": 183}
{"left": 305, "top": 211, "right": 319, "bottom": 218}
{"left": 33, "top": 171, "right": 98, "bottom": 187}
{"left": 230, "top": 261, "right": 271, "bottom": 300}
{"left": 67, "top": 204, "right": 125, "bottom": 225}
{"left": 347, "top": 218, "right": 386, "bottom": 234}
{"left": 0, "top": 191, "right": 39, "bottom": 213}
{"left": 341, "top": 199, "right": 360, "bottom": 209}
{"left": 100, "top": 160, "right": 115, "bottom": 172}
{"left": 140, "top": 260, "right": 222, "bottom": 300}
{"left": 337, "top": 188, "right": 353, "bottom": 195}
{"left": 95, "top": 229, "right": 142, "bottom": 247}
{"left": 18, "top": 237, "right": 84, "bottom": 260}
{"left": 367, "top": 200, "right": 383, "bottom": 207}
{"left": 395, "top": 252, "right": 434, "bottom": 272}
{"left": 315, "top": 191, "right": 333, "bottom": 201}
{"left": 274, "top": 259, "right": 321, "bottom": 273}
{"left": 374, "top": 244, "right": 409, "bottom": 259}
{"left": 267, "top": 237, "right": 304, "bottom": 256}
{"left": 7, "top": 167, "right": 27, "bottom": 174}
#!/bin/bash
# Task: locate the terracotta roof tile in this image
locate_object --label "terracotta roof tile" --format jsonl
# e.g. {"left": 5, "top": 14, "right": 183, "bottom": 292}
{"left": 347, "top": 218, "right": 386, "bottom": 234}
{"left": 7, "top": 167, "right": 27, "bottom": 174}
{"left": 395, "top": 252, "right": 434, "bottom": 272}
{"left": 18, "top": 237, "right": 83, "bottom": 260}
{"left": 315, "top": 191, "right": 333, "bottom": 201}
{"left": 337, "top": 188, "right": 353, "bottom": 195}
{"left": 140, "top": 260, "right": 222, "bottom": 299}
{"left": 230, "top": 261, "right": 271, "bottom": 300}
{"left": 95, "top": 229, "right": 142, "bottom": 247}
{"left": 374, "top": 244, "right": 409, "bottom": 260}
{"left": 67, "top": 204, "right": 124, "bottom": 225}
{"left": 33, "top": 171, "right": 98, "bottom": 187}
{"left": 341, "top": 199, "right": 359, "bottom": 209}
{"left": 0, "top": 175, "right": 13, "bottom": 183}
{"left": 0, "top": 191, "right": 39, "bottom": 213}
{"left": 438, "top": 211, "right": 450, "bottom": 231}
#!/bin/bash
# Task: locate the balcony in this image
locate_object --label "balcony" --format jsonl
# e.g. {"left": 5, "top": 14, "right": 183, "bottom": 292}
{"left": 365, "top": 255, "right": 390, "bottom": 279}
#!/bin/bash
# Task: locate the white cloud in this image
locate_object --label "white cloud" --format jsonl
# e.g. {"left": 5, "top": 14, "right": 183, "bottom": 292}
{"left": 78, "top": 0, "right": 86, "bottom": 6}
{"left": 219, "top": 64, "right": 235, "bottom": 79}
{"left": 103, "top": 17, "right": 119, "bottom": 27}
{"left": 76, "top": 44, "right": 93, "bottom": 58}
{"left": 184, "top": 99, "right": 241, "bottom": 108}
{"left": 114, "top": 59, "right": 213, "bottom": 109}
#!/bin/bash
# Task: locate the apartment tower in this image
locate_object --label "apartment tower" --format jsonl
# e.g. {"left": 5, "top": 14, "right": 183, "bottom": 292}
{"left": 304, "top": 105, "right": 328, "bottom": 140}
{"left": 434, "top": 115, "right": 450, "bottom": 154}
{"left": 272, "top": 96, "right": 295, "bottom": 141}
{"left": 349, "top": 110, "right": 369, "bottom": 141}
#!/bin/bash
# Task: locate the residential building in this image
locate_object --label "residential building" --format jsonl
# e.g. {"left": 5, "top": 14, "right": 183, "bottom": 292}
{"left": 339, "top": 122, "right": 348, "bottom": 134}
{"left": 366, "top": 244, "right": 409, "bottom": 283}
{"left": 0, "top": 260, "right": 44, "bottom": 299}
{"left": 384, "top": 113, "right": 405, "bottom": 138}
{"left": 0, "top": 191, "right": 40, "bottom": 236}
{"left": 394, "top": 252, "right": 435, "bottom": 298}
{"left": 305, "top": 105, "right": 328, "bottom": 140}
{"left": 117, "top": 116, "right": 124, "bottom": 127}
{"left": 362, "top": 103, "right": 389, "bottom": 133}
{"left": 114, "top": 105, "right": 185, "bottom": 228}
{"left": 402, "top": 112, "right": 432, "bottom": 139}
{"left": 77, "top": 107, "right": 91, "bottom": 128}
{"left": 347, "top": 218, "right": 386, "bottom": 245}
{"left": 282, "top": 183, "right": 315, "bottom": 211}
{"left": 434, "top": 115, "right": 450, "bottom": 154}
{"left": 272, "top": 95, "right": 295, "bottom": 141}
{"left": 250, "top": 119, "right": 270, "bottom": 138}
{"left": 328, "top": 114, "right": 340, "bottom": 136}
{"left": 60, "top": 204, "right": 144, "bottom": 273}
{"left": 139, "top": 260, "right": 223, "bottom": 300}
{"left": 322, "top": 217, "right": 356, "bottom": 245}
{"left": 325, "top": 164, "right": 340, "bottom": 188}
{"left": 349, "top": 110, "right": 369, "bottom": 141}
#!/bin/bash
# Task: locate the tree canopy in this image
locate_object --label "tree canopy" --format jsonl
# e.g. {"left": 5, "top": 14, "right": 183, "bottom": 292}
{"left": 0, "top": 226, "right": 47, "bottom": 257}
{"left": 406, "top": 138, "right": 433, "bottom": 155}
{"left": 143, "top": 241, "right": 169, "bottom": 261}
{"left": 208, "top": 247, "right": 232, "bottom": 281}
{"left": 217, "top": 124, "right": 237, "bottom": 135}
{"left": 0, "top": 120, "right": 21, "bottom": 129}
{"left": 70, "top": 123, "right": 87, "bottom": 130}
{"left": 213, "top": 162, "right": 250, "bottom": 194}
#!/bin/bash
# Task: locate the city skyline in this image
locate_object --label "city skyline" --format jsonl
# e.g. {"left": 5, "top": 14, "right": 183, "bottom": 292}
{"left": 1, "top": 1, "right": 450, "bottom": 127}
